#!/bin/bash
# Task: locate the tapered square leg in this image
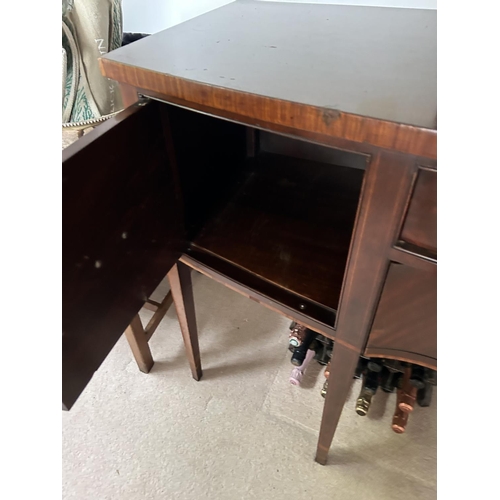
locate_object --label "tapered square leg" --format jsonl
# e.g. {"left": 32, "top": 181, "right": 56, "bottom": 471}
{"left": 168, "top": 261, "right": 202, "bottom": 380}
{"left": 124, "top": 314, "right": 154, "bottom": 373}
{"left": 315, "top": 345, "right": 360, "bottom": 465}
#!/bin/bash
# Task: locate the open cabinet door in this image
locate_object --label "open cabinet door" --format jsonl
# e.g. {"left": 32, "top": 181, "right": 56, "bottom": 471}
{"left": 63, "top": 100, "right": 185, "bottom": 410}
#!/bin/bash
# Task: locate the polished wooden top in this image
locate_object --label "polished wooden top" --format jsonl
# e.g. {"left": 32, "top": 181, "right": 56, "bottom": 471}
{"left": 102, "top": 0, "right": 436, "bottom": 129}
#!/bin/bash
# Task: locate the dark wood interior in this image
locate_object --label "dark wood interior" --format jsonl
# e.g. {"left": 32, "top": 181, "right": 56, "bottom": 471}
{"left": 191, "top": 152, "right": 363, "bottom": 310}
{"left": 165, "top": 104, "right": 248, "bottom": 240}
{"left": 165, "top": 103, "right": 365, "bottom": 317}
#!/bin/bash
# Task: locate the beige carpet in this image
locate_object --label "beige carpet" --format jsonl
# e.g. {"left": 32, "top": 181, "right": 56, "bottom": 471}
{"left": 62, "top": 273, "right": 436, "bottom": 499}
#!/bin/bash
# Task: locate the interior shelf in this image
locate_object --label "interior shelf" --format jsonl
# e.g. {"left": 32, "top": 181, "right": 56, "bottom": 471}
{"left": 191, "top": 152, "right": 364, "bottom": 311}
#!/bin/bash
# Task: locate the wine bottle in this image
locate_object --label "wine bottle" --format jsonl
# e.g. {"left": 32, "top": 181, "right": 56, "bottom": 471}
{"left": 417, "top": 368, "right": 437, "bottom": 407}
{"left": 289, "top": 322, "right": 307, "bottom": 348}
{"left": 355, "top": 361, "right": 382, "bottom": 416}
{"left": 353, "top": 356, "right": 368, "bottom": 379}
{"left": 289, "top": 349, "right": 316, "bottom": 386}
{"left": 291, "top": 328, "right": 316, "bottom": 366}
{"left": 398, "top": 365, "right": 425, "bottom": 413}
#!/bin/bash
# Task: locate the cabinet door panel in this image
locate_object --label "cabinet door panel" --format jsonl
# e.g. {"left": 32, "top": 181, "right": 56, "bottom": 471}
{"left": 63, "top": 101, "right": 185, "bottom": 409}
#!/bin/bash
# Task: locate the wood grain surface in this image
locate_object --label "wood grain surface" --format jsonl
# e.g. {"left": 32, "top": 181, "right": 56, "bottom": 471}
{"left": 102, "top": 1, "right": 436, "bottom": 128}
{"left": 400, "top": 167, "right": 437, "bottom": 256}
{"left": 99, "top": 1, "right": 436, "bottom": 159}
{"left": 364, "top": 263, "right": 437, "bottom": 365}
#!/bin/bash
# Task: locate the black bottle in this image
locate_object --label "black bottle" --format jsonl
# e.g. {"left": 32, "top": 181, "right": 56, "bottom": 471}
{"left": 381, "top": 367, "right": 402, "bottom": 393}
{"left": 417, "top": 368, "right": 437, "bottom": 407}
{"left": 355, "top": 361, "right": 382, "bottom": 416}
{"left": 353, "top": 357, "right": 368, "bottom": 379}
{"left": 291, "top": 328, "right": 316, "bottom": 366}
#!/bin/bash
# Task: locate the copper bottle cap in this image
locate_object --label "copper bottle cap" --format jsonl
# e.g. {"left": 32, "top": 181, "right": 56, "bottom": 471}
{"left": 392, "top": 423, "right": 406, "bottom": 434}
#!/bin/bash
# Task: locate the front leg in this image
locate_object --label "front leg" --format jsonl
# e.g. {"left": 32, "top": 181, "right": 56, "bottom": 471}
{"left": 168, "top": 261, "right": 202, "bottom": 380}
{"left": 315, "top": 344, "right": 360, "bottom": 465}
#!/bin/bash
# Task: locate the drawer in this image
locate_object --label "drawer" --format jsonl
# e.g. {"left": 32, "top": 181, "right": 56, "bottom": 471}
{"left": 364, "top": 263, "right": 436, "bottom": 369}
{"left": 399, "top": 167, "right": 436, "bottom": 257}
{"left": 63, "top": 100, "right": 185, "bottom": 409}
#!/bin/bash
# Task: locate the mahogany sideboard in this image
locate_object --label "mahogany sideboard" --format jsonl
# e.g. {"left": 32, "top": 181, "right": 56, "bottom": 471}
{"left": 62, "top": 1, "right": 436, "bottom": 465}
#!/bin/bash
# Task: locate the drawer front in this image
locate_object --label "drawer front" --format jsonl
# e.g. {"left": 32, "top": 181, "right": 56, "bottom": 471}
{"left": 364, "top": 263, "right": 436, "bottom": 368}
{"left": 63, "top": 100, "right": 185, "bottom": 409}
{"left": 400, "top": 167, "right": 436, "bottom": 256}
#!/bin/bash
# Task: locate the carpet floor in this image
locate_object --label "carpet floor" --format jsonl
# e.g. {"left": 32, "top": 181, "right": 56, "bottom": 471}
{"left": 62, "top": 273, "right": 436, "bottom": 499}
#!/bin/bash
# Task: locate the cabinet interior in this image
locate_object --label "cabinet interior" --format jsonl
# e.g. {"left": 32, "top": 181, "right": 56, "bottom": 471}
{"left": 162, "top": 102, "right": 367, "bottom": 322}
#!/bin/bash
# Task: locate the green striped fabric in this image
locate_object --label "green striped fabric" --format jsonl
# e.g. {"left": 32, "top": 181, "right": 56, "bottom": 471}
{"left": 62, "top": 0, "right": 123, "bottom": 126}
